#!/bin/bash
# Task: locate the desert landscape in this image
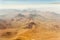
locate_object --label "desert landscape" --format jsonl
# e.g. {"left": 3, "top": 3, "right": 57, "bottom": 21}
{"left": 0, "top": 9, "right": 60, "bottom": 40}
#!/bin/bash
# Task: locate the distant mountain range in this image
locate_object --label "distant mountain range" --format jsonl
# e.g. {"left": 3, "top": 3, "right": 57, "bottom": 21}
{"left": 0, "top": 9, "right": 60, "bottom": 20}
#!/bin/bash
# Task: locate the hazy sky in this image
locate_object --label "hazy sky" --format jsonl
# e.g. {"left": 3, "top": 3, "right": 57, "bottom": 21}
{"left": 0, "top": 0, "right": 60, "bottom": 4}
{"left": 0, "top": 0, "right": 60, "bottom": 14}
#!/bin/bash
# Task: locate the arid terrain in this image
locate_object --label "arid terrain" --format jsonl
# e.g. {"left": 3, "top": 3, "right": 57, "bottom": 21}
{"left": 0, "top": 9, "right": 60, "bottom": 40}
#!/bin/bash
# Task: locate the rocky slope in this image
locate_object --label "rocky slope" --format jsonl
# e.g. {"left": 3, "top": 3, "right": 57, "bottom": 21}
{"left": 0, "top": 9, "right": 60, "bottom": 40}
